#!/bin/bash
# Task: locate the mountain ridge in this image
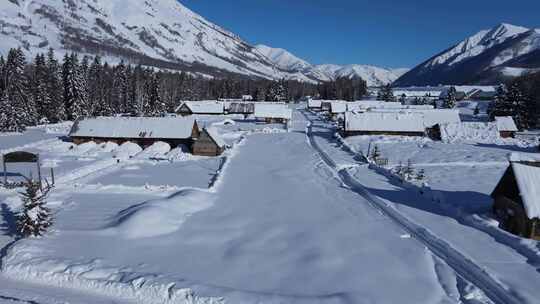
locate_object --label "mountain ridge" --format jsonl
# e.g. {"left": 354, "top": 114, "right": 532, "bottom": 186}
{"left": 395, "top": 23, "right": 540, "bottom": 86}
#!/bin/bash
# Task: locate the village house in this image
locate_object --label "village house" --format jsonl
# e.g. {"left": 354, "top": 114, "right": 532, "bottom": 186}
{"left": 329, "top": 101, "right": 347, "bottom": 119}
{"left": 495, "top": 116, "right": 519, "bottom": 138}
{"left": 343, "top": 112, "right": 426, "bottom": 137}
{"left": 254, "top": 103, "right": 293, "bottom": 124}
{"left": 491, "top": 154, "right": 540, "bottom": 239}
{"left": 175, "top": 101, "right": 225, "bottom": 116}
{"left": 192, "top": 127, "right": 227, "bottom": 157}
{"left": 69, "top": 116, "right": 200, "bottom": 150}
{"left": 307, "top": 99, "right": 322, "bottom": 111}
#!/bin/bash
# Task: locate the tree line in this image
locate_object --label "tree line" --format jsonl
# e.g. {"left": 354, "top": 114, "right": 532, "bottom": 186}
{"left": 0, "top": 47, "right": 368, "bottom": 132}
{"left": 489, "top": 71, "right": 540, "bottom": 130}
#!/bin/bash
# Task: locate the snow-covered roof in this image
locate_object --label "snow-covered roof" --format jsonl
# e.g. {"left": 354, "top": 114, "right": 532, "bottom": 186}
{"left": 69, "top": 117, "right": 197, "bottom": 139}
{"left": 512, "top": 162, "right": 540, "bottom": 219}
{"left": 308, "top": 99, "right": 322, "bottom": 108}
{"left": 421, "top": 109, "right": 461, "bottom": 127}
{"left": 330, "top": 101, "right": 347, "bottom": 114}
{"left": 370, "top": 109, "right": 460, "bottom": 127}
{"left": 345, "top": 112, "right": 425, "bottom": 133}
{"left": 177, "top": 101, "right": 224, "bottom": 114}
{"left": 226, "top": 102, "right": 255, "bottom": 113}
{"left": 205, "top": 127, "right": 226, "bottom": 148}
{"left": 255, "top": 104, "right": 292, "bottom": 120}
{"left": 495, "top": 116, "right": 518, "bottom": 132}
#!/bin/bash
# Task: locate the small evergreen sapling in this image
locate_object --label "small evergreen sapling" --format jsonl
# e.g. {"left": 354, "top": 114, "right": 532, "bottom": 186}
{"left": 370, "top": 145, "right": 381, "bottom": 163}
{"left": 17, "top": 179, "right": 53, "bottom": 238}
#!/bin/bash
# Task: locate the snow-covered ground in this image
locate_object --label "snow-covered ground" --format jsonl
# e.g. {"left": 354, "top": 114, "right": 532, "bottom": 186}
{"left": 1, "top": 109, "right": 540, "bottom": 303}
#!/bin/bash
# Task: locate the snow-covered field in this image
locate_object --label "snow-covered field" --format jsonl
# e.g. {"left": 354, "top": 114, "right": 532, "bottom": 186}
{"left": 1, "top": 109, "right": 540, "bottom": 303}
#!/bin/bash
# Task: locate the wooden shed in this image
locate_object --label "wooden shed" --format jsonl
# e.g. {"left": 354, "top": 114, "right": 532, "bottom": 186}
{"left": 254, "top": 103, "right": 292, "bottom": 124}
{"left": 192, "top": 127, "right": 226, "bottom": 157}
{"left": 69, "top": 117, "right": 200, "bottom": 149}
{"left": 491, "top": 154, "right": 540, "bottom": 239}
{"left": 495, "top": 116, "right": 518, "bottom": 138}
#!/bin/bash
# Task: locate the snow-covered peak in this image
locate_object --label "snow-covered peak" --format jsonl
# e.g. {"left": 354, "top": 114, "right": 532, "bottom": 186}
{"left": 428, "top": 23, "right": 531, "bottom": 68}
{"left": 313, "top": 64, "right": 409, "bottom": 86}
{"left": 255, "top": 44, "right": 312, "bottom": 71}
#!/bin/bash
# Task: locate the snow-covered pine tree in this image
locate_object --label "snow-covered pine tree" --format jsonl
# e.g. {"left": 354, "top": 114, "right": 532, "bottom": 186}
{"left": 1, "top": 48, "right": 34, "bottom": 131}
{"left": 507, "top": 83, "right": 529, "bottom": 130}
{"left": 443, "top": 86, "right": 457, "bottom": 109}
{"left": 45, "top": 48, "right": 65, "bottom": 122}
{"left": 489, "top": 84, "right": 512, "bottom": 120}
{"left": 112, "top": 60, "right": 129, "bottom": 113}
{"left": 474, "top": 105, "right": 480, "bottom": 116}
{"left": 17, "top": 179, "right": 53, "bottom": 238}
{"left": 377, "top": 84, "right": 395, "bottom": 102}
{"left": 32, "top": 53, "right": 52, "bottom": 123}
{"left": 403, "top": 159, "right": 415, "bottom": 180}
{"left": 370, "top": 145, "right": 381, "bottom": 162}
{"left": 416, "top": 169, "right": 426, "bottom": 181}
{"left": 62, "top": 53, "right": 89, "bottom": 120}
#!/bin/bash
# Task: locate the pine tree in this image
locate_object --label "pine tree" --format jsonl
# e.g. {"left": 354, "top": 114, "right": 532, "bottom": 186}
{"left": 17, "top": 179, "right": 53, "bottom": 238}
{"left": 112, "top": 60, "right": 129, "bottom": 113}
{"left": 1, "top": 48, "right": 33, "bottom": 131}
{"left": 490, "top": 84, "right": 511, "bottom": 120}
{"left": 416, "top": 169, "right": 426, "bottom": 181}
{"left": 403, "top": 159, "right": 415, "bottom": 180}
{"left": 474, "top": 105, "right": 480, "bottom": 116}
{"left": 377, "top": 84, "right": 395, "bottom": 102}
{"left": 443, "top": 86, "right": 457, "bottom": 109}
{"left": 45, "top": 48, "right": 65, "bottom": 122}
{"left": 370, "top": 145, "right": 381, "bottom": 162}
{"left": 62, "top": 53, "right": 88, "bottom": 120}
{"left": 507, "top": 83, "right": 529, "bottom": 130}
{"left": 32, "top": 53, "right": 52, "bottom": 123}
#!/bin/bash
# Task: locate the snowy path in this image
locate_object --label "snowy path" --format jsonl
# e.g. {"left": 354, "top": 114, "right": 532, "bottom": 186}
{"left": 299, "top": 109, "right": 522, "bottom": 304}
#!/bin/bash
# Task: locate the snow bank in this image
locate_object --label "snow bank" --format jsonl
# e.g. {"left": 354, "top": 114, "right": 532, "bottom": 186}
{"left": 134, "top": 142, "right": 171, "bottom": 160}
{"left": 166, "top": 146, "right": 193, "bottom": 162}
{"left": 3, "top": 247, "right": 224, "bottom": 304}
{"left": 113, "top": 142, "right": 143, "bottom": 159}
{"left": 211, "top": 119, "right": 236, "bottom": 126}
{"left": 103, "top": 189, "right": 215, "bottom": 239}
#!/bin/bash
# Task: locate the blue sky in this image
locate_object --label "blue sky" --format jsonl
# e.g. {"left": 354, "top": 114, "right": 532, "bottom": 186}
{"left": 180, "top": 0, "right": 539, "bottom": 68}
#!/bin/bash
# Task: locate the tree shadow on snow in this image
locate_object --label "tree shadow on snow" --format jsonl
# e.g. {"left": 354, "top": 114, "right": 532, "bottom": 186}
{"left": 0, "top": 203, "right": 18, "bottom": 239}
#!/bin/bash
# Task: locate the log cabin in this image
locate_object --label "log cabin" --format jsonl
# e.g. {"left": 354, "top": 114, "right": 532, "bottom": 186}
{"left": 491, "top": 154, "right": 540, "bottom": 239}
{"left": 495, "top": 116, "right": 518, "bottom": 138}
{"left": 254, "top": 103, "right": 292, "bottom": 124}
{"left": 192, "top": 127, "right": 227, "bottom": 157}
{"left": 176, "top": 101, "right": 225, "bottom": 116}
{"left": 69, "top": 117, "right": 200, "bottom": 150}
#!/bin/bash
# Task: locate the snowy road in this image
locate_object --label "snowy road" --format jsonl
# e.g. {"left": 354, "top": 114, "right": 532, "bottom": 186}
{"left": 299, "top": 109, "right": 525, "bottom": 304}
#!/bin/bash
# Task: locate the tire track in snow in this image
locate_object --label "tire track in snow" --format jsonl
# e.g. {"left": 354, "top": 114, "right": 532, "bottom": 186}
{"left": 299, "top": 110, "right": 523, "bottom": 304}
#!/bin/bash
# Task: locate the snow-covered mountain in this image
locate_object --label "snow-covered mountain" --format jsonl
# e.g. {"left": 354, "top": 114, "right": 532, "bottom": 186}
{"left": 0, "top": 0, "right": 322, "bottom": 81}
{"left": 395, "top": 23, "right": 540, "bottom": 86}
{"left": 0, "top": 0, "right": 404, "bottom": 85}
{"left": 255, "top": 45, "right": 407, "bottom": 86}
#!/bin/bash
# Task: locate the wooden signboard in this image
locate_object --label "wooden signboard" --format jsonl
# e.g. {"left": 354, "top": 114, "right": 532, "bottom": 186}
{"left": 2, "top": 151, "right": 41, "bottom": 188}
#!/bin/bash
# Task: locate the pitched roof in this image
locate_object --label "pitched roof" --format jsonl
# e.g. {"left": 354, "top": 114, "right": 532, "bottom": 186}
{"left": 176, "top": 101, "right": 224, "bottom": 114}
{"left": 69, "top": 117, "right": 197, "bottom": 139}
{"left": 370, "top": 109, "right": 460, "bottom": 127}
{"left": 512, "top": 162, "right": 540, "bottom": 219}
{"left": 495, "top": 116, "right": 518, "bottom": 132}
{"left": 308, "top": 99, "right": 322, "bottom": 108}
{"left": 330, "top": 101, "right": 347, "bottom": 114}
{"left": 204, "top": 127, "right": 226, "bottom": 148}
{"left": 345, "top": 112, "right": 425, "bottom": 133}
{"left": 254, "top": 104, "right": 292, "bottom": 120}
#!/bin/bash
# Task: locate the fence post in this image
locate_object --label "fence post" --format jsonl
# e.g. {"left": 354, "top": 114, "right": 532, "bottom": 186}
{"left": 37, "top": 154, "right": 42, "bottom": 191}
{"left": 2, "top": 156, "right": 6, "bottom": 186}
{"left": 50, "top": 167, "right": 55, "bottom": 186}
